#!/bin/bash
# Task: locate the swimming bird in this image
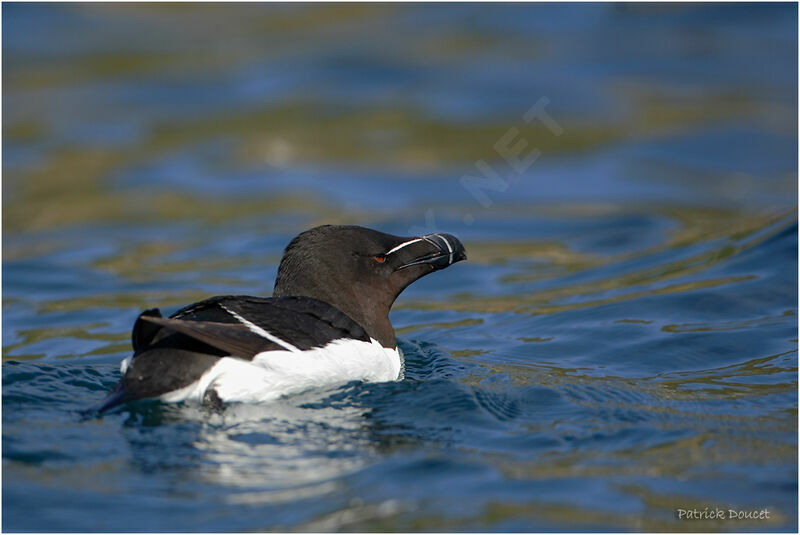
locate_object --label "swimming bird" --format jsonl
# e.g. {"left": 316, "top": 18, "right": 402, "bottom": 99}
{"left": 94, "top": 225, "right": 466, "bottom": 412}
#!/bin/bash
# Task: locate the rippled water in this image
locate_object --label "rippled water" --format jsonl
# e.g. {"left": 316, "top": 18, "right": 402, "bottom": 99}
{"left": 3, "top": 3, "right": 798, "bottom": 532}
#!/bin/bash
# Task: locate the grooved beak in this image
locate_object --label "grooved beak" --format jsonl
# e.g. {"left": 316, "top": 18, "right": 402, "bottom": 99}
{"left": 394, "top": 233, "right": 467, "bottom": 271}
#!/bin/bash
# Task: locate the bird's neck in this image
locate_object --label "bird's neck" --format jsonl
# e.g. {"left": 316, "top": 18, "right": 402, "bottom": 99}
{"left": 342, "top": 288, "right": 396, "bottom": 349}
{"left": 274, "top": 279, "right": 397, "bottom": 349}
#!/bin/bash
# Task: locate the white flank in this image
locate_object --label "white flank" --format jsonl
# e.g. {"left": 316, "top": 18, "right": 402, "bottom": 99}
{"left": 159, "top": 338, "right": 402, "bottom": 404}
{"left": 385, "top": 237, "right": 424, "bottom": 255}
{"left": 220, "top": 304, "right": 300, "bottom": 353}
{"left": 120, "top": 356, "right": 132, "bottom": 374}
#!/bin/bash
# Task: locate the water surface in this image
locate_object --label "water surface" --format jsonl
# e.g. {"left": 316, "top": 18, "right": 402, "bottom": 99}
{"left": 3, "top": 3, "right": 798, "bottom": 532}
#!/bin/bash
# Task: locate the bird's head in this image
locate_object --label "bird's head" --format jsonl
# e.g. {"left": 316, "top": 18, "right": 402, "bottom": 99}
{"left": 274, "top": 225, "right": 466, "bottom": 347}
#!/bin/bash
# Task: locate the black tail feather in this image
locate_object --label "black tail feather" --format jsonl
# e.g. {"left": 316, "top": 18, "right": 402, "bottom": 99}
{"left": 84, "top": 386, "right": 128, "bottom": 416}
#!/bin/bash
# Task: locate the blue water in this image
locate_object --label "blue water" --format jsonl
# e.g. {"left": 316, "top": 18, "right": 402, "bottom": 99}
{"left": 3, "top": 3, "right": 798, "bottom": 532}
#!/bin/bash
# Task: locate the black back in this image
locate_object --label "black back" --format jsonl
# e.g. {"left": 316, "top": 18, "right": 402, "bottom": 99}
{"left": 169, "top": 295, "right": 370, "bottom": 350}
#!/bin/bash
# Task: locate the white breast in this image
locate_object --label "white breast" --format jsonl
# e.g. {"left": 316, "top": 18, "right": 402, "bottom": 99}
{"left": 159, "top": 338, "right": 403, "bottom": 404}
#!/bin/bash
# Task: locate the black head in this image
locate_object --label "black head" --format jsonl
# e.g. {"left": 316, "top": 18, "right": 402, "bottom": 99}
{"left": 274, "top": 225, "right": 466, "bottom": 347}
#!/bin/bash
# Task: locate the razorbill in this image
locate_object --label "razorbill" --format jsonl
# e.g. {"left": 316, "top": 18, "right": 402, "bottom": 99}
{"left": 93, "top": 225, "right": 466, "bottom": 412}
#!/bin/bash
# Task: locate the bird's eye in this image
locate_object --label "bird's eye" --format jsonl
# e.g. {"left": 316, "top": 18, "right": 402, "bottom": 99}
{"left": 374, "top": 255, "right": 386, "bottom": 263}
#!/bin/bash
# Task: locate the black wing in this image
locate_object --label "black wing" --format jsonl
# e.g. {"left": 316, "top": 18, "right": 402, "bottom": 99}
{"left": 138, "top": 315, "right": 277, "bottom": 357}
{"left": 207, "top": 295, "right": 371, "bottom": 349}
{"left": 140, "top": 294, "right": 369, "bottom": 357}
